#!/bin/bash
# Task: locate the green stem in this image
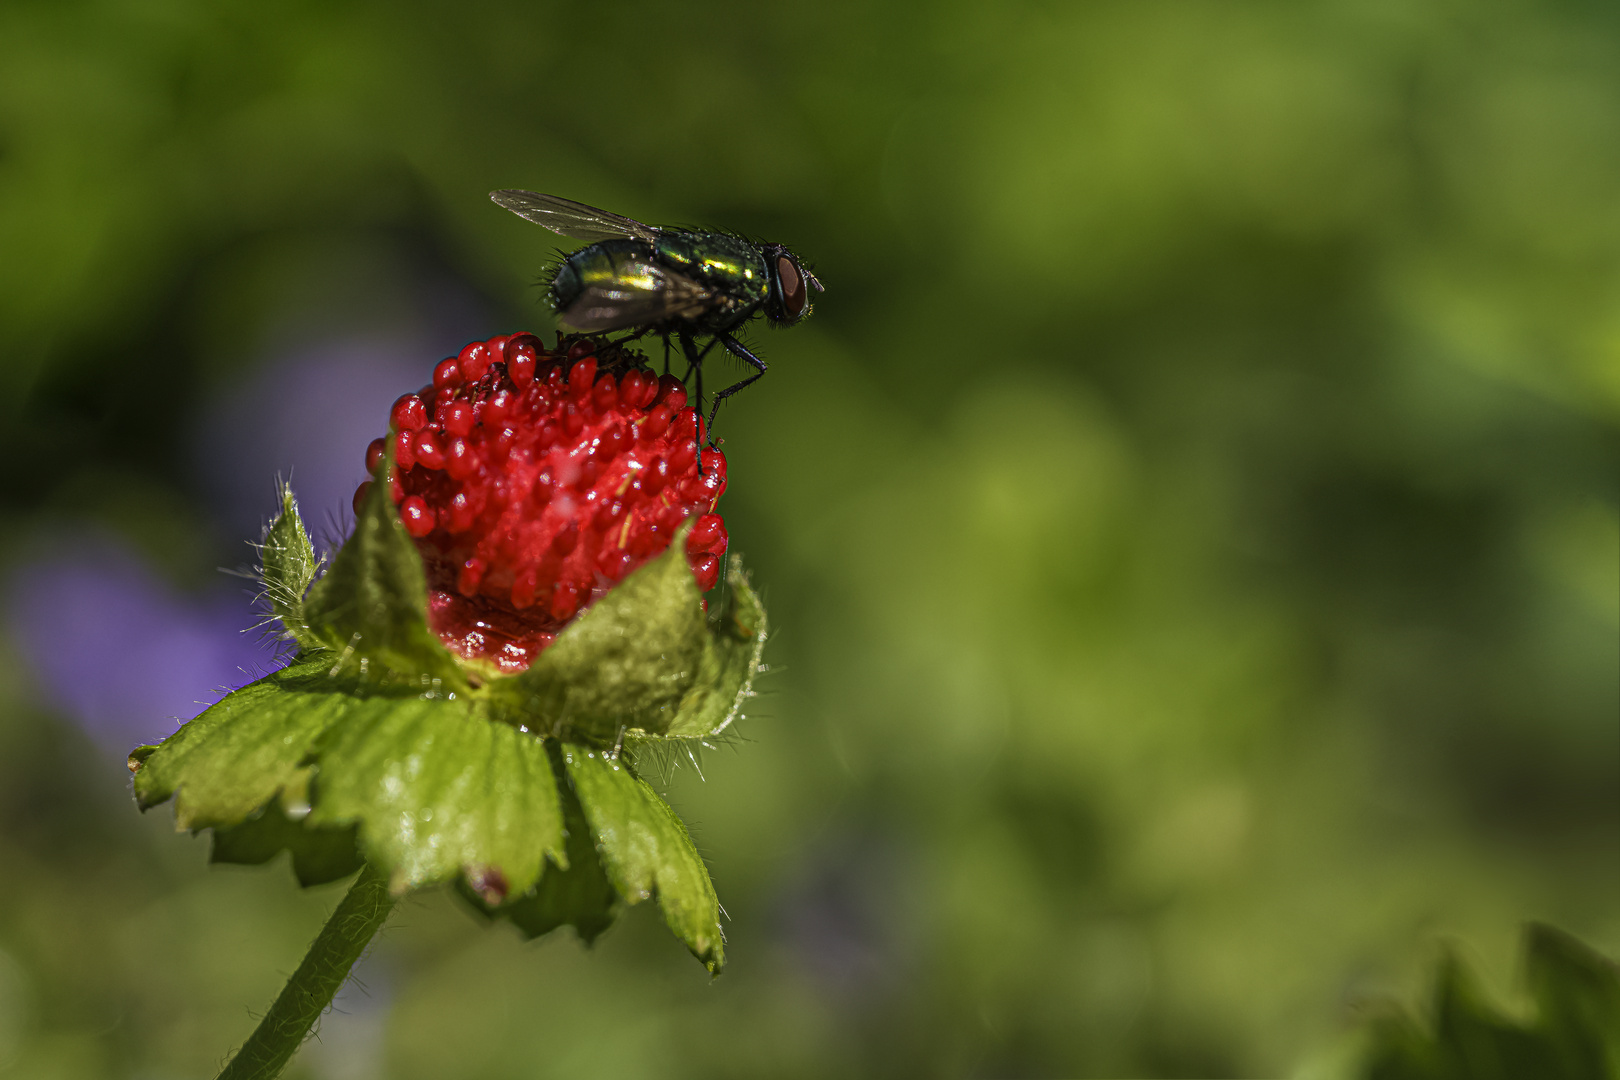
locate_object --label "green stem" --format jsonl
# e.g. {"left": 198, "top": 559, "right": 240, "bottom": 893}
{"left": 217, "top": 862, "right": 396, "bottom": 1080}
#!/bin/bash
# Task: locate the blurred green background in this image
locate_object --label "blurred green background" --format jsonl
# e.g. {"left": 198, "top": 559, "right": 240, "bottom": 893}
{"left": 1, "top": 1, "right": 1616, "bottom": 1077}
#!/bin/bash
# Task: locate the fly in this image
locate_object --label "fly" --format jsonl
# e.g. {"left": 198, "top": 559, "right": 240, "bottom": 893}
{"left": 490, "top": 189, "right": 822, "bottom": 437}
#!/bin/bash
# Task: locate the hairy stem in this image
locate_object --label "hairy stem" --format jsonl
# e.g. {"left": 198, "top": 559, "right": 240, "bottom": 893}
{"left": 217, "top": 862, "right": 395, "bottom": 1080}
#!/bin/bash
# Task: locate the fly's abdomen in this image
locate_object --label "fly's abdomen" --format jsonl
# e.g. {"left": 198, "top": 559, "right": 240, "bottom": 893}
{"left": 549, "top": 258, "right": 584, "bottom": 312}
{"left": 549, "top": 240, "right": 680, "bottom": 332}
{"left": 551, "top": 240, "right": 650, "bottom": 307}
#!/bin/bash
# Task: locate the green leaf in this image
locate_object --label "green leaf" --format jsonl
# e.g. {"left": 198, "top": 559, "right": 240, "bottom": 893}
{"left": 1525, "top": 923, "right": 1620, "bottom": 1080}
{"left": 1355, "top": 925, "right": 1620, "bottom": 1080}
{"left": 210, "top": 800, "right": 363, "bottom": 887}
{"left": 308, "top": 695, "right": 566, "bottom": 897}
{"left": 134, "top": 657, "right": 566, "bottom": 900}
{"left": 563, "top": 744, "right": 723, "bottom": 973}
{"left": 490, "top": 523, "right": 709, "bottom": 743}
{"left": 260, "top": 482, "right": 324, "bottom": 651}
{"left": 301, "top": 459, "right": 464, "bottom": 686}
{"left": 1430, "top": 950, "right": 1548, "bottom": 1080}
{"left": 132, "top": 657, "right": 362, "bottom": 830}
{"left": 462, "top": 742, "right": 619, "bottom": 944}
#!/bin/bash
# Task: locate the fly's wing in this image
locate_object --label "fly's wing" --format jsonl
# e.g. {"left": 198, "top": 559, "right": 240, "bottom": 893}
{"left": 490, "top": 190, "right": 661, "bottom": 243}
{"left": 557, "top": 254, "right": 713, "bottom": 332}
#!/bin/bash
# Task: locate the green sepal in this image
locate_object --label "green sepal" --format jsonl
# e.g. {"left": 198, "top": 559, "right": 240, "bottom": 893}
{"left": 301, "top": 460, "right": 464, "bottom": 687}
{"left": 459, "top": 742, "right": 619, "bottom": 944}
{"left": 131, "top": 660, "right": 566, "bottom": 901}
{"left": 486, "top": 521, "right": 705, "bottom": 743}
{"left": 132, "top": 656, "right": 354, "bottom": 829}
{"left": 307, "top": 694, "right": 566, "bottom": 897}
{"left": 487, "top": 533, "right": 766, "bottom": 745}
{"left": 661, "top": 553, "right": 766, "bottom": 740}
{"left": 563, "top": 744, "right": 724, "bottom": 973}
{"left": 210, "top": 802, "right": 363, "bottom": 887}
{"left": 260, "top": 481, "right": 324, "bottom": 651}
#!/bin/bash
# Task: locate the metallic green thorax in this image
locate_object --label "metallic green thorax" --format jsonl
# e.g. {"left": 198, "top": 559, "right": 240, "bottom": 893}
{"left": 655, "top": 232, "right": 769, "bottom": 303}
{"left": 552, "top": 233, "right": 770, "bottom": 335}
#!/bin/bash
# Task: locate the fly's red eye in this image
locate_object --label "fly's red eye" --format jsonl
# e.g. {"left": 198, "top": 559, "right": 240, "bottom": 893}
{"left": 778, "top": 255, "right": 805, "bottom": 319}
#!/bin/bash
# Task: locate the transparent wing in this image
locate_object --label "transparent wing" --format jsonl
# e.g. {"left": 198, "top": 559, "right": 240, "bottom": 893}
{"left": 556, "top": 256, "right": 713, "bottom": 333}
{"left": 490, "top": 190, "right": 660, "bottom": 243}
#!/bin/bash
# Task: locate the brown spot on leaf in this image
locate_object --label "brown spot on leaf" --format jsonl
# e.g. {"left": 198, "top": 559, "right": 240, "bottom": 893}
{"left": 467, "top": 865, "right": 509, "bottom": 906}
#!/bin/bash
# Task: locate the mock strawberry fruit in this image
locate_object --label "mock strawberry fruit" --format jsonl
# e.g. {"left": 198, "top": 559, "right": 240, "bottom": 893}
{"left": 355, "top": 333, "right": 732, "bottom": 674}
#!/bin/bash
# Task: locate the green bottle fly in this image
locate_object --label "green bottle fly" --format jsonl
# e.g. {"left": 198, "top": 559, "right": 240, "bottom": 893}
{"left": 491, "top": 190, "right": 822, "bottom": 429}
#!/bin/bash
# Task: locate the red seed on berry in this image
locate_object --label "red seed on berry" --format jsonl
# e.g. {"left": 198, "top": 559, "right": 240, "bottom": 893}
{"left": 506, "top": 333, "right": 541, "bottom": 388}
{"left": 391, "top": 394, "right": 427, "bottom": 432}
{"left": 400, "top": 496, "right": 435, "bottom": 537}
{"left": 433, "top": 358, "right": 461, "bottom": 390}
{"left": 568, "top": 355, "right": 597, "bottom": 398}
{"left": 444, "top": 400, "right": 475, "bottom": 437}
{"left": 415, "top": 431, "right": 445, "bottom": 470}
{"left": 691, "top": 553, "right": 721, "bottom": 592}
{"left": 393, "top": 430, "right": 417, "bottom": 471}
{"left": 458, "top": 340, "right": 491, "bottom": 382}
{"left": 662, "top": 378, "right": 692, "bottom": 413}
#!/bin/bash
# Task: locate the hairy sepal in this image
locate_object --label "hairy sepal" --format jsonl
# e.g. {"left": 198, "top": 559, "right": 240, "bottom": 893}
{"left": 485, "top": 525, "right": 766, "bottom": 745}
{"left": 302, "top": 461, "right": 467, "bottom": 688}
{"left": 260, "top": 482, "right": 324, "bottom": 651}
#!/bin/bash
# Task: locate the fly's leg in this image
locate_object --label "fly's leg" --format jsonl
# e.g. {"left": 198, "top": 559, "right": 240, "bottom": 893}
{"left": 706, "top": 334, "right": 769, "bottom": 434}
{"left": 673, "top": 332, "right": 720, "bottom": 472}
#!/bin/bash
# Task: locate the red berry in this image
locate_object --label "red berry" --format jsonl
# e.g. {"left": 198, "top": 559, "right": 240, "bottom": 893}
{"left": 621, "top": 369, "right": 649, "bottom": 409}
{"left": 486, "top": 388, "right": 516, "bottom": 425}
{"left": 372, "top": 332, "right": 732, "bottom": 674}
{"left": 415, "top": 431, "right": 445, "bottom": 470}
{"left": 352, "top": 481, "right": 372, "bottom": 514}
{"left": 640, "top": 405, "right": 673, "bottom": 442}
{"left": 592, "top": 374, "right": 619, "bottom": 413}
{"left": 691, "top": 553, "right": 721, "bottom": 592}
{"left": 655, "top": 374, "right": 688, "bottom": 410}
{"left": 433, "top": 358, "right": 461, "bottom": 390}
{"left": 365, "top": 437, "right": 387, "bottom": 473}
{"left": 688, "top": 513, "right": 727, "bottom": 555}
{"left": 507, "top": 336, "right": 539, "bottom": 388}
{"left": 444, "top": 400, "right": 475, "bottom": 437}
{"left": 446, "top": 491, "right": 477, "bottom": 533}
{"left": 568, "top": 355, "right": 597, "bottom": 398}
{"left": 669, "top": 441, "right": 696, "bottom": 475}
{"left": 445, "top": 436, "right": 478, "bottom": 480}
{"left": 393, "top": 430, "right": 417, "bottom": 471}
{"left": 458, "top": 340, "right": 491, "bottom": 382}
{"left": 391, "top": 394, "right": 427, "bottom": 432}
{"left": 400, "top": 496, "right": 435, "bottom": 537}
{"left": 457, "top": 557, "right": 486, "bottom": 596}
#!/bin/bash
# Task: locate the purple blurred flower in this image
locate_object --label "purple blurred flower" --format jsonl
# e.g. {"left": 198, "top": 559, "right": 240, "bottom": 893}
{"left": 194, "top": 338, "right": 426, "bottom": 557}
{"left": 5, "top": 537, "right": 278, "bottom": 750}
